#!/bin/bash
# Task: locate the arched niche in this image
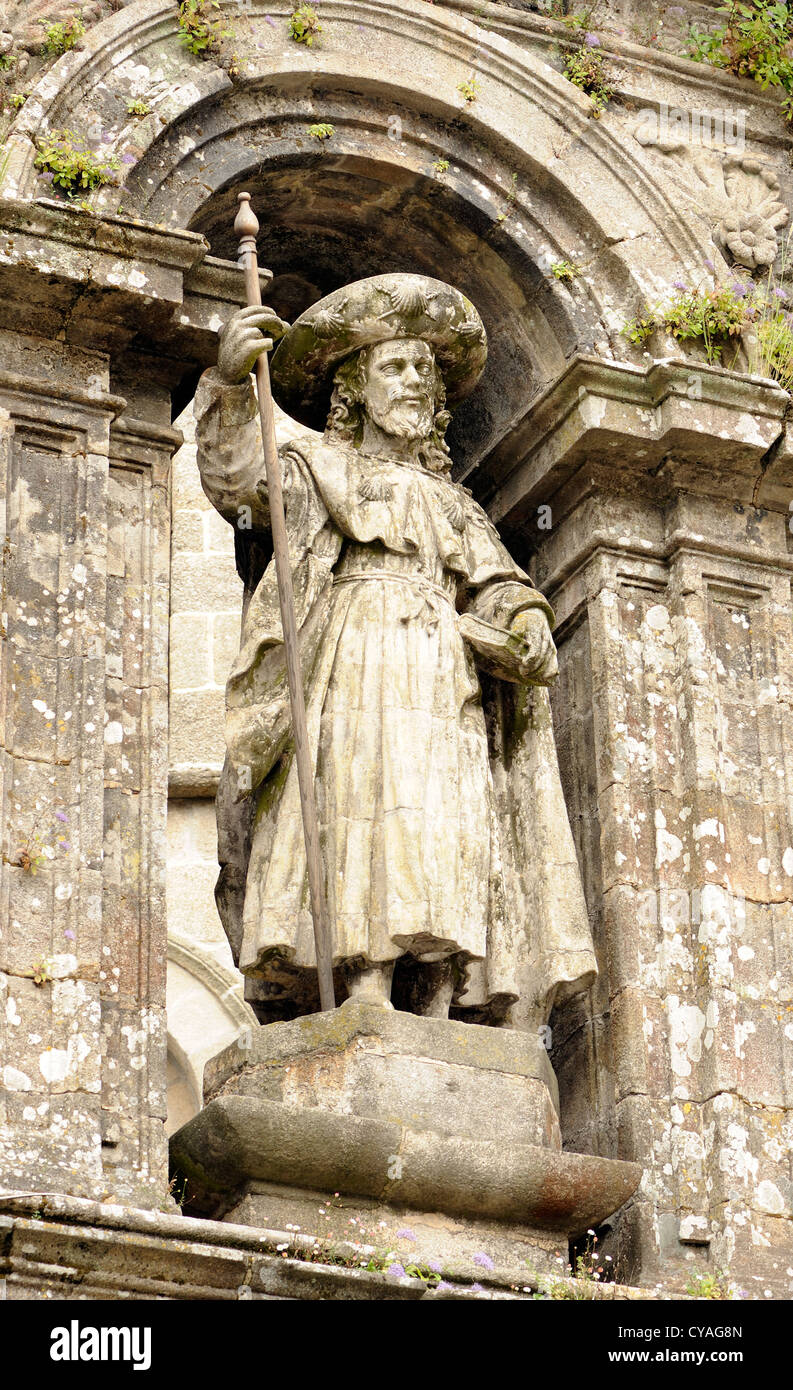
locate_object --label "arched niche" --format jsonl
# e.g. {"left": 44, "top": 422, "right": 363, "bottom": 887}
{"left": 1, "top": 0, "right": 714, "bottom": 475}
{"left": 166, "top": 936, "right": 257, "bottom": 1134}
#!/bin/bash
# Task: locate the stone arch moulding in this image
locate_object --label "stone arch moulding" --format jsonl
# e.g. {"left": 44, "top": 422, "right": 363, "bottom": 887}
{"left": 0, "top": 0, "right": 721, "bottom": 469}
{"left": 166, "top": 934, "right": 257, "bottom": 1134}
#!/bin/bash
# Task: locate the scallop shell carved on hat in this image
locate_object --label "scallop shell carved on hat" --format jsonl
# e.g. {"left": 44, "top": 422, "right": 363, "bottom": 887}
{"left": 386, "top": 282, "right": 430, "bottom": 317}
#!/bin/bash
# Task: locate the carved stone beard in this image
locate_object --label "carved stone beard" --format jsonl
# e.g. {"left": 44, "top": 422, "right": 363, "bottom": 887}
{"left": 364, "top": 392, "right": 435, "bottom": 442}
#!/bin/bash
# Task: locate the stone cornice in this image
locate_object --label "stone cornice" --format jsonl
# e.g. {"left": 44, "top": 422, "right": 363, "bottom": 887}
{"left": 478, "top": 355, "right": 791, "bottom": 526}
{"left": 0, "top": 368, "right": 127, "bottom": 420}
{"left": 441, "top": 0, "right": 790, "bottom": 146}
{"left": 0, "top": 198, "right": 265, "bottom": 368}
{"left": 0, "top": 196, "right": 208, "bottom": 273}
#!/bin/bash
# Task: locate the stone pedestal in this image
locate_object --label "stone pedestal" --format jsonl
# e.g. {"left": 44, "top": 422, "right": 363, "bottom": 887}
{"left": 170, "top": 1002, "right": 641, "bottom": 1284}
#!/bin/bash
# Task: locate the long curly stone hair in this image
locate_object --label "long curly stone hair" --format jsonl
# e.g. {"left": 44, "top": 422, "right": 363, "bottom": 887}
{"left": 325, "top": 342, "right": 453, "bottom": 474}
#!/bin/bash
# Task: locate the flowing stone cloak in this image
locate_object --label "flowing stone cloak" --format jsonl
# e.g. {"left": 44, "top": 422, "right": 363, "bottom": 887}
{"left": 194, "top": 369, "right": 596, "bottom": 1022}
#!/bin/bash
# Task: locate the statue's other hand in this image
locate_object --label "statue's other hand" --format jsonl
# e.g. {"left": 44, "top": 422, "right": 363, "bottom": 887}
{"left": 510, "top": 608, "right": 558, "bottom": 683}
{"left": 217, "top": 305, "right": 291, "bottom": 384}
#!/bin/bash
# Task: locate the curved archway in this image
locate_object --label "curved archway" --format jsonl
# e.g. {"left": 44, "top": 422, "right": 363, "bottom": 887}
{"left": 1, "top": 0, "right": 720, "bottom": 470}
{"left": 165, "top": 935, "right": 257, "bottom": 1134}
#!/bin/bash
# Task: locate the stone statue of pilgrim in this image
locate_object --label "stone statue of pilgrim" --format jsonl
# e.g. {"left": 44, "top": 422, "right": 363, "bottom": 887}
{"left": 194, "top": 273, "right": 596, "bottom": 1029}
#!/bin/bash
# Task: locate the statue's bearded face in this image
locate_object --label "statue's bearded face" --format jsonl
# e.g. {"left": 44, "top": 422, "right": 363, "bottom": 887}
{"left": 359, "top": 338, "right": 437, "bottom": 440}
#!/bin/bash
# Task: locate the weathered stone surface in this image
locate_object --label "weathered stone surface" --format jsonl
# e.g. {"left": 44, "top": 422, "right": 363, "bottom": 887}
{"left": 0, "top": 0, "right": 792, "bottom": 1302}
{"left": 0, "top": 1188, "right": 677, "bottom": 1300}
{"left": 172, "top": 1094, "right": 641, "bottom": 1271}
{"left": 204, "top": 1000, "right": 561, "bottom": 1143}
{"left": 171, "top": 1002, "right": 641, "bottom": 1283}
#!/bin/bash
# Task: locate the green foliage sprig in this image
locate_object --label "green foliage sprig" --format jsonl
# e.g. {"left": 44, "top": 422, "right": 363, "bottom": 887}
{"left": 177, "top": 0, "right": 232, "bottom": 57}
{"left": 457, "top": 77, "right": 481, "bottom": 103}
{"left": 687, "top": 1, "right": 793, "bottom": 124}
{"left": 289, "top": 5, "right": 322, "bottom": 46}
{"left": 549, "top": 2, "right": 594, "bottom": 29}
{"left": 551, "top": 259, "right": 581, "bottom": 282}
{"left": 307, "top": 122, "right": 333, "bottom": 140}
{"left": 563, "top": 40, "right": 613, "bottom": 115}
{"left": 622, "top": 253, "right": 793, "bottom": 390}
{"left": 127, "top": 98, "right": 150, "bottom": 117}
{"left": 530, "top": 1230, "right": 614, "bottom": 1299}
{"left": 31, "top": 957, "right": 53, "bottom": 987}
{"left": 39, "top": 15, "right": 85, "bottom": 57}
{"left": 623, "top": 278, "right": 747, "bottom": 364}
{"left": 684, "top": 1269, "right": 738, "bottom": 1300}
{"left": 34, "top": 128, "right": 119, "bottom": 196}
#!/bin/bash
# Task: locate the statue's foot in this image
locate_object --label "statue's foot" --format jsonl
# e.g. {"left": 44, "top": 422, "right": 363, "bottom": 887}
{"left": 344, "top": 961, "right": 394, "bottom": 1009}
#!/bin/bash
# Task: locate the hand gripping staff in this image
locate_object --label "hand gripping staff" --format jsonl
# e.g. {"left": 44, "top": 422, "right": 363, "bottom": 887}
{"left": 234, "top": 190, "right": 335, "bottom": 1011}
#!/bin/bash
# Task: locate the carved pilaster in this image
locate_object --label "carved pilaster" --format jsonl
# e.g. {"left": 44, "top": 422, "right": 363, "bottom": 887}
{"left": 487, "top": 359, "right": 793, "bottom": 1292}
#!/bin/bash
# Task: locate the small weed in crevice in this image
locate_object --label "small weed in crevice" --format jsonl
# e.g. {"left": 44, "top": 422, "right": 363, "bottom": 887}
{"left": 550, "top": 3, "right": 595, "bottom": 32}
{"left": 289, "top": 5, "right": 322, "bottom": 46}
{"left": 530, "top": 1228, "right": 614, "bottom": 1299}
{"left": 30, "top": 957, "right": 53, "bottom": 987}
{"left": 496, "top": 172, "right": 519, "bottom": 225}
{"left": 39, "top": 15, "right": 85, "bottom": 57}
{"left": 687, "top": 1, "right": 793, "bottom": 125}
{"left": 126, "top": 98, "right": 150, "bottom": 117}
{"left": 307, "top": 122, "right": 333, "bottom": 141}
{"left": 457, "top": 76, "right": 481, "bottom": 103}
{"left": 551, "top": 258, "right": 581, "bottom": 283}
{"left": 685, "top": 1269, "right": 738, "bottom": 1300}
{"left": 563, "top": 36, "right": 613, "bottom": 116}
{"left": 177, "top": 0, "right": 233, "bottom": 57}
{"left": 34, "top": 128, "right": 119, "bottom": 197}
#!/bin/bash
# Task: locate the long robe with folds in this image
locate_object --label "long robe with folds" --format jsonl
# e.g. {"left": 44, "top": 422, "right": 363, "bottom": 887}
{"left": 194, "top": 368, "right": 597, "bottom": 1024}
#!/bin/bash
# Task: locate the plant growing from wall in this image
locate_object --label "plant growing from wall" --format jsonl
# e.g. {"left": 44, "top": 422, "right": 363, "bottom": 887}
{"left": 177, "top": 0, "right": 232, "bottom": 57}
{"left": 563, "top": 37, "right": 613, "bottom": 115}
{"left": 289, "top": 5, "right": 322, "bottom": 46}
{"left": 684, "top": 1269, "right": 738, "bottom": 1300}
{"left": 753, "top": 297, "right": 793, "bottom": 389}
{"left": 746, "top": 228, "right": 793, "bottom": 389}
{"left": 622, "top": 277, "right": 748, "bottom": 365}
{"left": 551, "top": 259, "right": 581, "bottom": 282}
{"left": 457, "top": 77, "right": 481, "bottom": 103}
{"left": 550, "top": 2, "right": 595, "bottom": 29}
{"left": 529, "top": 1230, "right": 613, "bottom": 1298}
{"left": 5, "top": 832, "right": 46, "bottom": 872}
{"left": 660, "top": 281, "right": 747, "bottom": 361}
{"left": 127, "top": 98, "right": 150, "bottom": 117}
{"left": 496, "top": 172, "right": 518, "bottom": 225}
{"left": 39, "top": 15, "right": 85, "bottom": 56}
{"left": 686, "top": 1, "right": 793, "bottom": 125}
{"left": 34, "top": 129, "right": 119, "bottom": 196}
{"left": 621, "top": 254, "right": 793, "bottom": 390}
{"left": 432, "top": 158, "right": 449, "bottom": 174}
{"left": 307, "top": 122, "right": 333, "bottom": 140}
{"left": 9, "top": 93, "right": 26, "bottom": 109}
{"left": 30, "top": 957, "right": 54, "bottom": 987}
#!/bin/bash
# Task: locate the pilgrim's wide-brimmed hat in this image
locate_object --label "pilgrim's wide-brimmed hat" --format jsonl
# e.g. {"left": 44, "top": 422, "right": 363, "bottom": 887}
{"left": 269, "top": 273, "right": 487, "bottom": 431}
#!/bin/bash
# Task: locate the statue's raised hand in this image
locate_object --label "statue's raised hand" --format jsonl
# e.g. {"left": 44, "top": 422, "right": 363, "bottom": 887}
{"left": 217, "top": 305, "right": 290, "bottom": 384}
{"left": 510, "top": 608, "right": 558, "bottom": 684}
